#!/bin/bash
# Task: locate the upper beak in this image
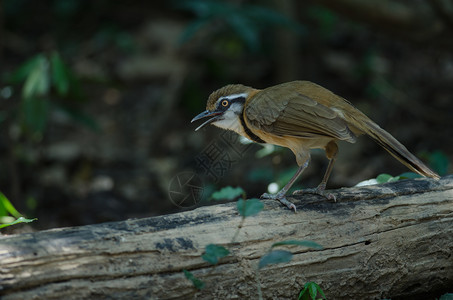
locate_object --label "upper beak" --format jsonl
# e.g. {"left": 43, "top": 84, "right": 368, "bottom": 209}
{"left": 191, "top": 110, "right": 221, "bottom": 131}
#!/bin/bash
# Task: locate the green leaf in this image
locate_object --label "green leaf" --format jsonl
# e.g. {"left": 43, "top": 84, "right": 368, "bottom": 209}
{"left": 426, "top": 150, "right": 450, "bottom": 176}
{"left": 211, "top": 186, "right": 245, "bottom": 201}
{"left": 0, "top": 197, "right": 6, "bottom": 217}
{"left": 0, "top": 217, "right": 37, "bottom": 229}
{"left": 0, "top": 192, "right": 22, "bottom": 218}
{"left": 398, "top": 172, "right": 422, "bottom": 179}
{"left": 22, "top": 55, "right": 50, "bottom": 99}
{"left": 376, "top": 173, "right": 400, "bottom": 184}
{"left": 298, "top": 282, "right": 326, "bottom": 300}
{"left": 298, "top": 288, "right": 310, "bottom": 300}
{"left": 50, "top": 51, "right": 70, "bottom": 96}
{"left": 201, "top": 244, "right": 230, "bottom": 265}
{"left": 237, "top": 198, "right": 263, "bottom": 217}
{"left": 183, "top": 269, "right": 205, "bottom": 290}
{"left": 272, "top": 240, "right": 323, "bottom": 250}
{"left": 308, "top": 282, "right": 318, "bottom": 300}
{"left": 21, "top": 97, "right": 50, "bottom": 136}
{"left": 376, "top": 173, "right": 392, "bottom": 183}
{"left": 439, "top": 293, "right": 453, "bottom": 300}
{"left": 311, "top": 282, "right": 326, "bottom": 299}
{"left": 258, "top": 249, "right": 292, "bottom": 269}
{"left": 7, "top": 54, "right": 44, "bottom": 84}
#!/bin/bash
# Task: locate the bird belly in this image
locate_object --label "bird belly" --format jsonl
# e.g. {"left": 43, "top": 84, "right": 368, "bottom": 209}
{"left": 254, "top": 131, "right": 332, "bottom": 166}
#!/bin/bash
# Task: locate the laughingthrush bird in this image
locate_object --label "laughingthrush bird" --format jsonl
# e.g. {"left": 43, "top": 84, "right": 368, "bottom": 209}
{"left": 192, "top": 81, "right": 440, "bottom": 211}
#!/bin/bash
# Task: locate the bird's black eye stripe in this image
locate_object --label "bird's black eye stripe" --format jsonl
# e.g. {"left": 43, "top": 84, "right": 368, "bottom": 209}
{"left": 231, "top": 97, "right": 246, "bottom": 104}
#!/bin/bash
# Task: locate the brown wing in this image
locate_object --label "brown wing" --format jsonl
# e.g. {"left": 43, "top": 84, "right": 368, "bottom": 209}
{"left": 245, "top": 82, "right": 356, "bottom": 142}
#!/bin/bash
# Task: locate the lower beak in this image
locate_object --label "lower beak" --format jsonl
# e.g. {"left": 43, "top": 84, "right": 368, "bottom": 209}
{"left": 191, "top": 110, "right": 221, "bottom": 131}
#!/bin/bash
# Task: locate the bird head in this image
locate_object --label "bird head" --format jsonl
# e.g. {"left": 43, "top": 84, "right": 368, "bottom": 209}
{"left": 191, "top": 84, "right": 256, "bottom": 133}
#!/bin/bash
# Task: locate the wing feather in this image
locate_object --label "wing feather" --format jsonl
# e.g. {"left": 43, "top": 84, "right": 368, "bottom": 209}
{"left": 245, "top": 82, "right": 356, "bottom": 142}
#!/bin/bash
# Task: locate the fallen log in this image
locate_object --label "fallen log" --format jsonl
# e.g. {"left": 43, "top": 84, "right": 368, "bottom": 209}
{"left": 1, "top": 176, "right": 452, "bottom": 299}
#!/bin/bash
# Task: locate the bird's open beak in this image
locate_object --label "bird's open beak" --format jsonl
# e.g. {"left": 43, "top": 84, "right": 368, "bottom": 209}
{"left": 191, "top": 110, "right": 222, "bottom": 131}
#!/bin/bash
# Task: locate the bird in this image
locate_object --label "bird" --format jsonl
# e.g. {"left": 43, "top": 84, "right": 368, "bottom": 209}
{"left": 191, "top": 81, "right": 440, "bottom": 211}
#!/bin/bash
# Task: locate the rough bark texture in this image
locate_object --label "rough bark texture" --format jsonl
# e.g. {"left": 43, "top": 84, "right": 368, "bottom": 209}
{"left": 1, "top": 176, "right": 452, "bottom": 300}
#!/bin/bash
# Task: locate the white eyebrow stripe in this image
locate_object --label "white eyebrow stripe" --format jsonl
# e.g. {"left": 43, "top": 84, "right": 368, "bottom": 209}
{"left": 220, "top": 93, "right": 248, "bottom": 101}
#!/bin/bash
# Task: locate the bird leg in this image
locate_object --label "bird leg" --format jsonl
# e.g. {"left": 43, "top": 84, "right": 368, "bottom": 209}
{"left": 260, "top": 159, "right": 309, "bottom": 212}
{"left": 293, "top": 141, "right": 338, "bottom": 201}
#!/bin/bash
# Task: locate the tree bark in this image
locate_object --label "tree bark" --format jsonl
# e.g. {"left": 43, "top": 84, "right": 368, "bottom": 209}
{"left": 1, "top": 176, "right": 452, "bottom": 300}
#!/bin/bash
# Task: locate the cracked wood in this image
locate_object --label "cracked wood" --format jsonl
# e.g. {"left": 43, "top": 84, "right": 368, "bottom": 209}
{"left": 0, "top": 176, "right": 452, "bottom": 299}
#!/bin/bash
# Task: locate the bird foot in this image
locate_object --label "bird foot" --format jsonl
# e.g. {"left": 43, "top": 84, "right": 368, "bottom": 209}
{"left": 292, "top": 184, "right": 336, "bottom": 202}
{"left": 260, "top": 193, "right": 297, "bottom": 212}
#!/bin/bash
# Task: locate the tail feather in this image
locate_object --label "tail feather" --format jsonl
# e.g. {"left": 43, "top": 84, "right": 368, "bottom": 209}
{"left": 362, "top": 119, "right": 440, "bottom": 179}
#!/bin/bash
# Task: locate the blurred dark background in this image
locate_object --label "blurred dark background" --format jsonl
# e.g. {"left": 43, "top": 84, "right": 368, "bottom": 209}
{"left": 0, "top": 0, "right": 452, "bottom": 230}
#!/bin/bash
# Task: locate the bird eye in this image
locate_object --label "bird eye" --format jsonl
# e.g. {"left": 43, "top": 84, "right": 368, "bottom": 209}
{"left": 221, "top": 99, "right": 229, "bottom": 107}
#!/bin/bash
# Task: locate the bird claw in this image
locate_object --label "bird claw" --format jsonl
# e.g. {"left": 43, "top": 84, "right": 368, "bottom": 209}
{"left": 261, "top": 193, "right": 297, "bottom": 212}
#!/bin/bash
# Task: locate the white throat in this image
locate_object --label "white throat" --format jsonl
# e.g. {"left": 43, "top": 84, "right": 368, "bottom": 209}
{"left": 212, "top": 102, "right": 246, "bottom": 136}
